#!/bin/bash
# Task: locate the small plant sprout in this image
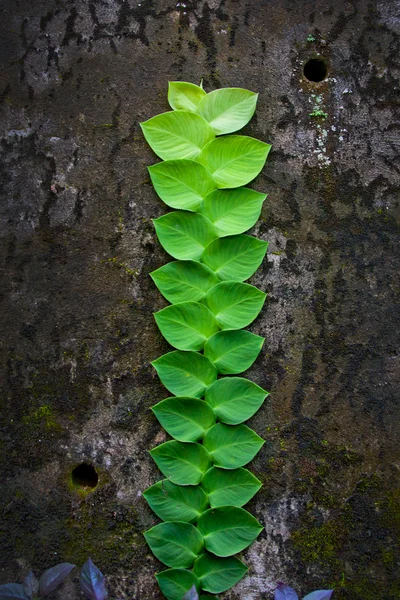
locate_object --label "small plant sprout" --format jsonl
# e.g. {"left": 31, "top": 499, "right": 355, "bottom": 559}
{"left": 0, "top": 563, "right": 75, "bottom": 600}
{"left": 79, "top": 558, "right": 108, "bottom": 600}
{"left": 274, "top": 582, "right": 334, "bottom": 600}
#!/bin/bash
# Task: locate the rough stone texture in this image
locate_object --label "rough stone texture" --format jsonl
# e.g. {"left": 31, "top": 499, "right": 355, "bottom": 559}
{"left": 0, "top": 0, "right": 399, "bottom": 598}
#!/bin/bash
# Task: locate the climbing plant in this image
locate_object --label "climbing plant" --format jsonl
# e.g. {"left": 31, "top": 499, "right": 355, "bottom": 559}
{"left": 141, "top": 81, "right": 271, "bottom": 599}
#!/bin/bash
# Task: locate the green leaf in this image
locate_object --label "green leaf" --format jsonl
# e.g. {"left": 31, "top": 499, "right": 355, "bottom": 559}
{"left": 168, "top": 81, "right": 207, "bottom": 112}
{"left": 140, "top": 111, "right": 215, "bottom": 160}
{"left": 202, "top": 467, "right": 262, "bottom": 508}
{"left": 198, "top": 135, "right": 271, "bottom": 188}
{"left": 204, "top": 330, "right": 264, "bottom": 374}
{"left": 156, "top": 569, "right": 200, "bottom": 600}
{"left": 149, "top": 160, "right": 215, "bottom": 212}
{"left": 143, "top": 479, "right": 208, "bottom": 522}
{"left": 199, "top": 188, "right": 267, "bottom": 236}
{"left": 205, "top": 377, "right": 269, "bottom": 424}
{"left": 153, "top": 212, "right": 217, "bottom": 261}
{"left": 197, "top": 87, "right": 258, "bottom": 135}
{"left": 193, "top": 553, "right": 248, "bottom": 593}
{"left": 151, "top": 261, "right": 219, "bottom": 304}
{"left": 203, "top": 423, "right": 264, "bottom": 469}
{"left": 197, "top": 506, "right": 263, "bottom": 556}
{"left": 203, "top": 282, "right": 266, "bottom": 330}
{"left": 152, "top": 397, "right": 216, "bottom": 442}
{"left": 202, "top": 235, "right": 268, "bottom": 282}
{"left": 150, "top": 441, "right": 211, "bottom": 485}
{"left": 152, "top": 351, "right": 218, "bottom": 398}
{"left": 144, "top": 521, "right": 203, "bottom": 568}
{"left": 154, "top": 302, "right": 220, "bottom": 351}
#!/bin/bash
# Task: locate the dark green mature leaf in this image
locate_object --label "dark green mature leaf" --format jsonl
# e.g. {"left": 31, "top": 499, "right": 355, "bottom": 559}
{"left": 153, "top": 212, "right": 217, "bottom": 261}
{"left": 198, "top": 136, "right": 271, "bottom": 188}
{"left": 204, "top": 330, "right": 264, "bottom": 374}
{"left": 152, "top": 397, "right": 216, "bottom": 442}
{"left": 197, "top": 88, "right": 258, "bottom": 135}
{"left": 203, "top": 423, "right": 264, "bottom": 469}
{"left": 197, "top": 506, "right": 263, "bottom": 556}
{"left": 154, "top": 302, "right": 219, "bottom": 351}
{"left": 152, "top": 351, "right": 218, "bottom": 398}
{"left": 140, "top": 111, "right": 215, "bottom": 160}
{"left": 202, "top": 235, "right": 268, "bottom": 281}
{"left": 0, "top": 584, "right": 29, "bottom": 600}
{"left": 203, "top": 282, "right": 266, "bottom": 330}
{"left": 156, "top": 570, "right": 200, "bottom": 600}
{"left": 205, "top": 377, "right": 268, "bottom": 424}
{"left": 199, "top": 188, "right": 267, "bottom": 237}
{"left": 150, "top": 441, "right": 211, "bottom": 485}
{"left": 168, "top": 81, "right": 206, "bottom": 112}
{"left": 151, "top": 261, "right": 219, "bottom": 304}
{"left": 193, "top": 553, "right": 248, "bottom": 593}
{"left": 149, "top": 160, "right": 215, "bottom": 212}
{"left": 143, "top": 479, "right": 208, "bottom": 523}
{"left": 201, "top": 467, "right": 262, "bottom": 508}
{"left": 144, "top": 522, "right": 203, "bottom": 568}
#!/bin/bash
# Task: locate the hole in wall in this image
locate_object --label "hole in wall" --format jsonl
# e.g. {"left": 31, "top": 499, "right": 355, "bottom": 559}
{"left": 71, "top": 463, "right": 99, "bottom": 489}
{"left": 303, "top": 58, "right": 328, "bottom": 82}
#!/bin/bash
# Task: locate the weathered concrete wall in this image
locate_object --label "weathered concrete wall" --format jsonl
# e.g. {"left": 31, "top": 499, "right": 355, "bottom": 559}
{"left": 0, "top": 0, "right": 399, "bottom": 598}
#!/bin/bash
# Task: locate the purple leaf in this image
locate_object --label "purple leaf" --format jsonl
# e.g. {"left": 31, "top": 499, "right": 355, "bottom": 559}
{"left": 182, "top": 586, "right": 199, "bottom": 600}
{"left": 274, "top": 583, "right": 300, "bottom": 600}
{"left": 0, "top": 583, "right": 29, "bottom": 600}
{"left": 23, "top": 572, "right": 39, "bottom": 599}
{"left": 38, "top": 563, "right": 75, "bottom": 596}
{"left": 303, "top": 591, "right": 334, "bottom": 600}
{"left": 79, "top": 558, "right": 108, "bottom": 600}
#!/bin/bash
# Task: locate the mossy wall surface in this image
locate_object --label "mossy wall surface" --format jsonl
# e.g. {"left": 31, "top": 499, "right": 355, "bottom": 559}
{"left": 0, "top": 1, "right": 399, "bottom": 598}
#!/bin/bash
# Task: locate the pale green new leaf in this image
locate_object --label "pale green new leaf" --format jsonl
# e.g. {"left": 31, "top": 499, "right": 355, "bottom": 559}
{"left": 203, "top": 282, "right": 266, "bottom": 330}
{"left": 168, "top": 81, "right": 206, "bottom": 112}
{"left": 197, "top": 87, "right": 258, "bottom": 135}
{"left": 149, "top": 160, "right": 215, "bottom": 212}
{"left": 193, "top": 553, "right": 248, "bottom": 593}
{"left": 151, "top": 261, "right": 219, "bottom": 304}
{"left": 143, "top": 479, "right": 208, "bottom": 523}
{"left": 201, "top": 467, "right": 262, "bottom": 508}
{"left": 203, "top": 423, "right": 264, "bottom": 469}
{"left": 153, "top": 212, "right": 217, "bottom": 261}
{"left": 204, "top": 330, "right": 264, "bottom": 374}
{"left": 152, "top": 351, "right": 218, "bottom": 398}
{"left": 156, "top": 569, "right": 200, "bottom": 600}
{"left": 144, "top": 521, "right": 203, "bottom": 567}
{"left": 205, "top": 377, "right": 269, "bottom": 424}
{"left": 198, "top": 135, "right": 271, "bottom": 188}
{"left": 152, "top": 397, "right": 216, "bottom": 442}
{"left": 197, "top": 506, "right": 263, "bottom": 557}
{"left": 199, "top": 188, "right": 267, "bottom": 236}
{"left": 202, "top": 235, "right": 268, "bottom": 281}
{"left": 140, "top": 111, "right": 215, "bottom": 160}
{"left": 154, "top": 302, "right": 220, "bottom": 352}
{"left": 150, "top": 441, "right": 211, "bottom": 485}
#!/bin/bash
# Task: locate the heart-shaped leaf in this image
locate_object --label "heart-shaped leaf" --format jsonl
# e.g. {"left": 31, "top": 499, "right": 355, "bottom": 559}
{"left": 150, "top": 441, "right": 211, "bottom": 485}
{"left": 152, "top": 351, "right": 218, "bottom": 398}
{"left": 79, "top": 559, "right": 107, "bottom": 600}
{"left": 274, "top": 583, "right": 299, "bottom": 600}
{"left": 204, "top": 330, "right": 264, "bottom": 374}
{"left": 151, "top": 261, "right": 219, "bottom": 304}
{"left": 144, "top": 522, "right": 203, "bottom": 568}
{"left": 23, "top": 572, "right": 38, "bottom": 599}
{"left": 149, "top": 160, "right": 215, "bottom": 211}
{"left": 203, "top": 423, "right": 264, "bottom": 469}
{"left": 152, "top": 397, "right": 216, "bottom": 442}
{"left": 197, "top": 88, "right": 258, "bottom": 134}
{"left": 201, "top": 467, "right": 262, "bottom": 508}
{"left": 143, "top": 479, "right": 208, "bottom": 523}
{"left": 154, "top": 302, "right": 220, "bottom": 351}
{"left": 39, "top": 563, "right": 76, "bottom": 597}
{"left": 153, "top": 212, "right": 217, "bottom": 261}
{"left": 202, "top": 235, "right": 268, "bottom": 281}
{"left": 198, "top": 135, "right": 271, "bottom": 188}
{"left": 0, "top": 584, "right": 29, "bottom": 600}
{"left": 303, "top": 591, "right": 334, "bottom": 600}
{"left": 203, "top": 282, "right": 266, "bottom": 330}
{"left": 168, "top": 81, "right": 206, "bottom": 112}
{"left": 156, "top": 570, "right": 200, "bottom": 600}
{"left": 197, "top": 506, "right": 263, "bottom": 556}
{"left": 199, "top": 188, "right": 267, "bottom": 236}
{"left": 193, "top": 552, "right": 248, "bottom": 593}
{"left": 140, "top": 111, "right": 215, "bottom": 160}
{"left": 205, "top": 377, "right": 269, "bottom": 424}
